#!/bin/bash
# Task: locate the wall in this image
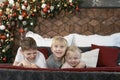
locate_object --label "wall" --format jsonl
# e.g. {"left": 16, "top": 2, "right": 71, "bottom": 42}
{"left": 34, "top": 8, "right": 120, "bottom": 37}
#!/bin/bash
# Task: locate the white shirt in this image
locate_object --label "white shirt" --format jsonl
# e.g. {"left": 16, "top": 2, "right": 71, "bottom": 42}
{"left": 14, "top": 47, "right": 47, "bottom": 68}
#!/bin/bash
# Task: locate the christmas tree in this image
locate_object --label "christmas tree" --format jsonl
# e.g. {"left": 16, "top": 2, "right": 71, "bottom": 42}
{"left": 0, "top": 25, "right": 13, "bottom": 63}
{"left": 0, "top": 0, "right": 82, "bottom": 63}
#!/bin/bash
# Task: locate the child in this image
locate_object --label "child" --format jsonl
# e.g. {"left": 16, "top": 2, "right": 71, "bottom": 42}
{"left": 13, "top": 37, "right": 47, "bottom": 68}
{"left": 61, "top": 46, "right": 86, "bottom": 68}
{"left": 46, "top": 36, "right": 68, "bottom": 68}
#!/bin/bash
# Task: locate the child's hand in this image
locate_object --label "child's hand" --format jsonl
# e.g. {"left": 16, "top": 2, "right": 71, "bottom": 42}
{"left": 75, "top": 62, "right": 86, "bottom": 68}
{"left": 17, "top": 62, "right": 23, "bottom": 66}
{"left": 20, "top": 60, "right": 31, "bottom": 68}
{"left": 20, "top": 60, "right": 39, "bottom": 68}
{"left": 31, "top": 63, "right": 39, "bottom": 68}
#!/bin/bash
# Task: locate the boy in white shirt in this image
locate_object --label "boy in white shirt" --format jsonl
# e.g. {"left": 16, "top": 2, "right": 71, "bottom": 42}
{"left": 13, "top": 37, "right": 47, "bottom": 68}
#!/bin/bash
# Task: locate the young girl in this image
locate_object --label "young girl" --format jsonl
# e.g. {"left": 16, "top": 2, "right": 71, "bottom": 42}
{"left": 13, "top": 37, "right": 47, "bottom": 68}
{"left": 46, "top": 36, "right": 68, "bottom": 68}
{"left": 61, "top": 46, "right": 86, "bottom": 68}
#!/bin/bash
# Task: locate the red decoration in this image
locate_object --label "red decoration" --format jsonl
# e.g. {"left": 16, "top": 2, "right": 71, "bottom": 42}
{"left": 0, "top": 35, "right": 6, "bottom": 40}
{"left": 12, "top": 12, "right": 17, "bottom": 17}
{"left": 43, "top": 7, "right": 48, "bottom": 13}
{"left": 76, "top": 6, "right": 79, "bottom": 11}
{"left": 24, "top": 2, "right": 28, "bottom": 7}
{"left": 3, "top": 1, "right": 9, "bottom": 6}
{"left": 19, "top": 28, "right": 24, "bottom": 33}
{"left": 47, "top": 4, "right": 50, "bottom": 9}
{"left": 2, "top": 57, "right": 7, "bottom": 62}
{"left": 22, "top": 11, "right": 28, "bottom": 17}
{"left": 31, "top": 13, "right": 35, "bottom": 16}
{"left": 0, "top": 14, "right": 2, "bottom": 16}
{"left": 70, "top": 3, "right": 73, "bottom": 6}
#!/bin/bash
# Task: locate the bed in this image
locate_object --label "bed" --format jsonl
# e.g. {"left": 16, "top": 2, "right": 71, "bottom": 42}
{"left": 0, "top": 31, "right": 120, "bottom": 80}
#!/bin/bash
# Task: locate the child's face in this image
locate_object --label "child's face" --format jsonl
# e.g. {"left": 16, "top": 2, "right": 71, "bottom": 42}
{"left": 51, "top": 41, "right": 67, "bottom": 60}
{"left": 22, "top": 49, "right": 37, "bottom": 62}
{"left": 66, "top": 51, "right": 81, "bottom": 67}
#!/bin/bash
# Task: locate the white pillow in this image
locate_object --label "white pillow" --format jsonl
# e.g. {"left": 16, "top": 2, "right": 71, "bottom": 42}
{"left": 25, "top": 31, "right": 74, "bottom": 47}
{"left": 73, "top": 33, "right": 115, "bottom": 47}
{"left": 25, "top": 31, "right": 45, "bottom": 47}
{"left": 64, "top": 34, "right": 74, "bottom": 46}
{"left": 111, "top": 32, "right": 120, "bottom": 47}
{"left": 81, "top": 49, "right": 99, "bottom": 68}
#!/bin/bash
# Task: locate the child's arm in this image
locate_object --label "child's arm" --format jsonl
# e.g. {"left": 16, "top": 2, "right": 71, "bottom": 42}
{"left": 13, "top": 47, "right": 24, "bottom": 66}
{"left": 21, "top": 60, "right": 39, "bottom": 68}
{"left": 75, "top": 62, "right": 86, "bottom": 68}
{"left": 61, "top": 62, "right": 73, "bottom": 68}
{"left": 17, "top": 62, "right": 23, "bottom": 66}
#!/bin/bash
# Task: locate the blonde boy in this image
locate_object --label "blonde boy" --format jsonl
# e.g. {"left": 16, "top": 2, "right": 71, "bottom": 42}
{"left": 46, "top": 36, "right": 68, "bottom": 68}
{"left": 61, "top": 46, "right": 86, "bottom": 68}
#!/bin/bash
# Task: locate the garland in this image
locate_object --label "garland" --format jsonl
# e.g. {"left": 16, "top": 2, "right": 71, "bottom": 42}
{"left": 0, "top": 0, "right": 83, "bottom": 30}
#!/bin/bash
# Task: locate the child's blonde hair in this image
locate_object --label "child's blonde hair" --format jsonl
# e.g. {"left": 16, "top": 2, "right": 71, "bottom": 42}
{"left": 51, "top": 36, "right": 68, "bottom": 47}
{"left": 20, "top": 37, "right": 37, "bottom": 51}
{"left": 65, "top": 46, "right": 82, "bottom": 58}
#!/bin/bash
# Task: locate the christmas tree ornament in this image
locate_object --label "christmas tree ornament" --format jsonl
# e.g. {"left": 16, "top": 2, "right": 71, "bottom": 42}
{"left": 50, "top": 6, "right": 54, "bottom": 11}
{"left": 2, "top": 57, "right": 7, "bottom": 62}
{"left": 22, "top": 20, "right": 27, "bottom": 25}
{"left": 21, "top": 5, "right": 26, "bottom": 10}
{"left": 3, "top": 1, "right": 9, "bottom": 6}
{"left": 8, "top": 0, "right": 14, "bottom": 6}
{"left": 41, "top": 3, "right": 47, "bottom": 8}
{"left": 0, "top": 9, "right": 2, "bottom": 16}
{"left": 33, "top": 8, "right": 37, "bottom": 12}
{"left": 76, "top": 6, "right": 79, "bottom": 11}
{"left": 32, "top": 0, "right": 36, "bottom": 2}
{"left": 0, "top": 25, "right": 5, "bottom": 30}
{"left": 27, "top": 5, "right": 30, "bottom": 11}
{"left": 6, "top": 8, "right": 11, "bottom": 14}
{"left": 22, "top": 10, "right": 28, "bottom": 17}
{"left": 24, "top": 1, "right": 28, "bottom": 7}
{"left": 18, "top": 15, "right": 23, "bottom": 20}
{"left": 30, "top": 22, "right": 34, "bottom": 26}
{"left": 12, "top": 12, "right": 17, "bottom": 17}
{"left": 1, "top": 35, "right": 6, "bottom": 40}
{"left": 19, "top": 28, "right": 24, "bottom": 33}
{"left": 43, "top": 7, "right": 48, "bottom": 13}
{"left": 15, "top": 2, "right": 20, "bottom": 9}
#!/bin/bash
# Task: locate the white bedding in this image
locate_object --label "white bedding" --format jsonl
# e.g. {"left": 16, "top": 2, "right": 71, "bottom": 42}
{"left": 25, "top": 31, "right": 120, "bottom": 47}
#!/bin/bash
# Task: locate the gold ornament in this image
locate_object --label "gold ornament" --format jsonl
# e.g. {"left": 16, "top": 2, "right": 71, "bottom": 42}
{"left": 0, "top": 9, "right": 2, "bottom": 14}
{"left": 32, "top": 0, "right": 36, "bottom": 2}
{"left": 6, "top": 8, "right": 11, "bottom": 14}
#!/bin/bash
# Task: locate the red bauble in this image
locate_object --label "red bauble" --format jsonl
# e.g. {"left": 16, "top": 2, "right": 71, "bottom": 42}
{"left": 22, "top": 11, "right": 27, "bottom": 17}
{"left": 70, "top": 3, "right": 73, "bottom": 6}
{"left": 3, "top": 1, "right": 9, "bottom": 6}
{"left": 47, "top": 4, "right": 50, "bottom": 9}
{"left": 0, "top": 35, "right": 6, "bottom": 40}
{"left": 24, "top": 3, "right": 28, "bottom": 7}
{"left": 31, "top": 13, "right": 35, "bottom": 16}
{"left": 2, "top": 57, "right": 7, "bottom": 62}
{"left": 19, "top": 28, "right": 24, "bottom": 33}
{"left": 43, "top": 7, "right": 48, "bottom": 13}
{"left": 76, "top": 6, "right": 79, "bottom": 11}
{"left": 13, "top": 6, "right": 17, "bottom": 10}
{"left": 13, "top": 12, "right": 17, "bottom": 17}
{"left": 0, "top": 14, "right": 2, "bottom": 16}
